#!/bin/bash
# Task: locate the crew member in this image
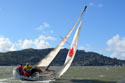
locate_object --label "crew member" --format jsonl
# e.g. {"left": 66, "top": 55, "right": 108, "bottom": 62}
{"left": 17, "top": 64, "right": 24, "bottom": 75}
{"left": 24, "top": 63, "right": 32, "bottom": 77}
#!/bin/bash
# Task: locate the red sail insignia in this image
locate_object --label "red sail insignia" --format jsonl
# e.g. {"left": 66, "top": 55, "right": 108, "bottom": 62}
{"left": 68, "top": 48, "right": 74, "bottom": 57}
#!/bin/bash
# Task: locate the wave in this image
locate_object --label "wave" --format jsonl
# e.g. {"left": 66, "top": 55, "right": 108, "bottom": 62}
{"left": 0, "top": 77, "right": 13, "bottom": 82}
{"left": 22, "top": 79, "right": 56, "bottom": 83}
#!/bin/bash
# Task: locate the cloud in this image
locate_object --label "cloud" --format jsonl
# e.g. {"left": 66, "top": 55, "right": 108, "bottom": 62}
{"left": 36, "top": 22, "right": 50, "bottom": 30}
{"left": 36, "top": 22, "right": 54, "bottom": 34}
{"left": 106, "top": 34, "right": 125, "bottom": 59}
{"left": 18, "top": 40, "right": 33, "bottom": 49}
{"left": 42, "top": 30, "right": 54, "bottom": 34}
{"left": 33, "top": 35, "right": 56, "bottom": 49}
{"left": 0, "top": 36, "right": 14, "bottom": 52}
{"left": 18, "top": 35, "right": 56, "bottom": 49}
{"left": 34, "top": 39, "right": 50, "bottom": 49}
{"left": 38, "top": 35, "right": 56, "bottom": 40}
{"left": 79, "top": 46, "right": 86, "bottom": 50}
{"left": 0, "top": 35, "right": 56, "bottom": 52}
{"left": 78, "top": 44, "right": 92, "bottom": 51}
{"left": 89, "top": 2, "right": 103, "bottom": 8}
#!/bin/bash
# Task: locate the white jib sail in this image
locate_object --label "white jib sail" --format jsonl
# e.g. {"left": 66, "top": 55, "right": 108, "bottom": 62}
{"left": 57, "top": 20, "right": 82, "bottom": 77}
{"left": 36, "top": 8, "right": 86, "bottom": 67}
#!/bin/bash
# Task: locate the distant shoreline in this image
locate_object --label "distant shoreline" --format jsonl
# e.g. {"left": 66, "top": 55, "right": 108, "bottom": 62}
{"left": 0, "top": 48, "right": 125, "bottom": 66}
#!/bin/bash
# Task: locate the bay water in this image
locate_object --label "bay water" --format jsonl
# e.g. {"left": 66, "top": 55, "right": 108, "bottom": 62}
{"left": 0, "top": 66, "right": 124, "bottom": 83}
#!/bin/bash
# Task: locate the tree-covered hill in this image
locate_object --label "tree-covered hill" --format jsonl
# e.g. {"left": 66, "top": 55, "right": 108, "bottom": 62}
{"left": 0, "top": 48, "right": 125, "bottom": 66}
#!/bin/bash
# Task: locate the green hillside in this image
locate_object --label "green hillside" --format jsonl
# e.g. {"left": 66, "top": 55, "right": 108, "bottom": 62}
{"left": 0, "top": 48, "right": 125, "bottom": 66}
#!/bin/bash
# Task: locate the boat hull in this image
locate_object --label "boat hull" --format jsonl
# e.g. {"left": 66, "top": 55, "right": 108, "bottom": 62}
{"left": 13, "top": 67, "right": 56, "bottom": 81}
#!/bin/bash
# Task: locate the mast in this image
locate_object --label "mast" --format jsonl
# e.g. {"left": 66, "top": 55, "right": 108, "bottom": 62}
{"left": 45, "top": 6, "right": 87, "bottom": 71}
{"left": 36, "top": 6, "right": 87, "bottom": 71}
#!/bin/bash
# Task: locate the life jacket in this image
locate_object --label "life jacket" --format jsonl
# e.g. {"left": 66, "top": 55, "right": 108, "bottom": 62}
{"left": 24, "top": 64, "right": 32, "bottom": 71}
{"left": 18, "top": 65, "right": 24, "bottom": 75}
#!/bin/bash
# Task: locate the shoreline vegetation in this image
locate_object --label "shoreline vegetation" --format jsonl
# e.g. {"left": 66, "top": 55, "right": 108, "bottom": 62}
{"left": 0, "top": 48, "right": 125, "bottom": 66}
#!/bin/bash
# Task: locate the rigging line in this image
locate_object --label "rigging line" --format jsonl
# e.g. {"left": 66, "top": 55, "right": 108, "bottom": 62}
{"left": 55, "top": 19, "right": 75, "bottom": 45}
{"left": 60, "top": 36, "right": 70, "bottom": 46}
{"left": 56, "top": 6, "right": 87, "bottom": 47}
{"left": 45, "top": 6, "right": 87, "bottom": 71}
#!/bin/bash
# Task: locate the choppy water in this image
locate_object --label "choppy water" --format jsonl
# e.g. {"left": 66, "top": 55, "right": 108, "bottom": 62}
{"left": 0, "top": 66, "right": 125, "bottom": 83}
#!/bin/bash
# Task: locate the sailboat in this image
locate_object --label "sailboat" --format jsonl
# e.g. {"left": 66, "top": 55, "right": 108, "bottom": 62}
{"left": 13, "top": 6, "right": 87, "bottom": 81}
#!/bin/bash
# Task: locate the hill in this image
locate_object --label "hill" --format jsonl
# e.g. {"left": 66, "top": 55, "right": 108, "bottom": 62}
{"left": 0, "top": 48, "right": 125, "bottom": 66}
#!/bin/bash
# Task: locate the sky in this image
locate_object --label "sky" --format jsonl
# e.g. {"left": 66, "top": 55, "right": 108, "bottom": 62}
{"left": 0, "top": 0, "right": 125, "bottom": 60}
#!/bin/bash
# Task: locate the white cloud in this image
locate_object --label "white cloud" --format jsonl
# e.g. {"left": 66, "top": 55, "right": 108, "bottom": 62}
{"left": 10, "top": 44, "right": 16, "bottom": 51}
{"left": 34, "top": 39, "right": 50, "bottom": 49}
{"left": 89, "top": 2, "right": 103, "bottom": 8}
{"left": 0, "top": 36, "right": 14, "bottom": 52}
{"left": 36, "top": 22, "right": 50, "bottom": 30}
{"left": 18, "top": 35, "right": 56, "bottom": 49}
{"left": 79, "top": 46, "right": 86, "bottom": 50}
{"left": 79, "top": 44, "right": 91, "bottom": 51}
{"left": 0, "top": 35, "right": 56, "bottom": 52}
{"left": 110, "top": 52, "right": 118, "bottom": 57}
{"left": 36, "top": 22, "right": 54, "bottom": 34}
{"left": 20, "top": 40, "right": 33, "bottom": 49}
{"left": 121, "top": 53, "right": 125, "bottom": 57}
{"left": 42, "top": 30, "right": 54, "bottom": 34}
{"left": 38, "top": 35, "right": 56, "bottom": 40}
{"left": 106, "top": 34, "right": 125, "bottom": 59}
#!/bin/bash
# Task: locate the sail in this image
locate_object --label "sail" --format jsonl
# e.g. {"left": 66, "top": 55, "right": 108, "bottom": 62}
{"left": 36, "top": 6, "right": 87, "bottom": 67}
{"left": 57, "top": 20, "right": 82, "bottom": 77}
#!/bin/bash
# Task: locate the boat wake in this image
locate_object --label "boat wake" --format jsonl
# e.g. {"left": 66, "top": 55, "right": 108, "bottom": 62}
{"left": 0, "top": 77, "right": 55, "bottom": 83}
{"left": 0, "top": 77, "right": 14, "bottom": 82}
{"left": 19, "top": 78, "right": 56, "bottom": 83}
{"left": 29, "top": 79, "right": 55, "bottom": 83}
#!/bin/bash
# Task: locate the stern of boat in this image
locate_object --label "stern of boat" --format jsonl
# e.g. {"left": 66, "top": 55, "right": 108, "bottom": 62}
{"left": 13, "top": 67, "right": 21, "bottom": 80}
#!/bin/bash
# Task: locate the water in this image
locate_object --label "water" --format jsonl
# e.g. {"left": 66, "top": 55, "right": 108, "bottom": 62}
{"left": 0, "top": 66, "right": 124, "bottom": 83}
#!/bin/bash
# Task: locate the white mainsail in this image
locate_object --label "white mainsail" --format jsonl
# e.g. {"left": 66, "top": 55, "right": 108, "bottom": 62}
{"left": 57, "top": 20, "right": 82, "bottom": 77}
{"left": 36, "top": 7, "right": 87, "bottom": 67}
